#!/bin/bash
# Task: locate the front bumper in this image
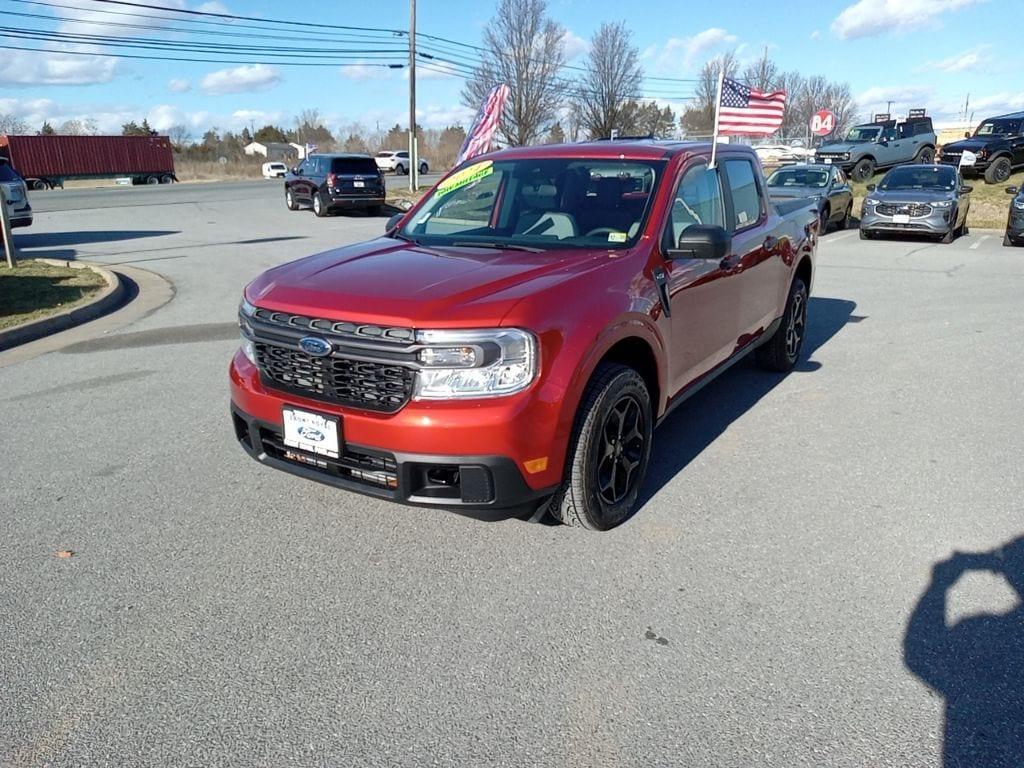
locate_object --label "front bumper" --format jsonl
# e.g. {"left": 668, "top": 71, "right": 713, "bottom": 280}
{"left": 938, "top": 156, "right": 990, "bottom": 175}
{"left": 229, "top": 352, "right": 560, "bottom": 515}
{"left": 815, "top": 156, "right": 853, "bottom": 170}
{"left": 860, "top": 206, "right": 954, "bottom": 235}
{"left": 1008, "top": 210, "right": 1024, "bottom": 241}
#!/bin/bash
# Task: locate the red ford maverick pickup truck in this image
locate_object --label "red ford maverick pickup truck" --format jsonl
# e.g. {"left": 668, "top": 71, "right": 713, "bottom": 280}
{"left": 231, "top": 140, "right": 818, "bottom": 530}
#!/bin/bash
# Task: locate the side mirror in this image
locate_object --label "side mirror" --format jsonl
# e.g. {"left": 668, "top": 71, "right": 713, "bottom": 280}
{"left": 670, "top": 225, "right": 731, "bottom": 261}
{"left": 386, "top": 213, "right": 403, "bottom": 232}
{"left": 879, "top": 140, "right": 888, "bottom": 146}
{"left": 960, "top": 185, "right": 974, "bottom": 194}
{"left": 1007, "top": 186, "right": 1020, "bottom": 195}
{"left": 866, "top": 184, "right": 876, "bottom": 192}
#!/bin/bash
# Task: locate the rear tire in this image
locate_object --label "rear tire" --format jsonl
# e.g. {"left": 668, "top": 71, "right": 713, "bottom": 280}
{"left": 852, "top": 158, "right": 875, "bottom": 182}
{"left": 940, "top": 225, "right": 955, "bottom": 244}
{"left": 837, "top": 204, "right": 851, "bottom": 230}
{"left": 548, "top": 363, "right": 653, "bottom": 531}
{"left": 396, "top": 163, "right": 408, "bottom": 176}
{"left": 419, "top": 162, "right": 429, "bottom": 175}
{"left": 819, "top": 206, "right": 830, "bottom": 234}
{"left": 756, "top": 276, "right": 808, "bottom": 373}
{"left": 312, "top": 191, "right": 327, "bottom": 217}
{"left": 915, "top": 147, "right": 935, "bottom": 164}
{"left": 159, "top": 174, "right": 173, "bottom": 184}
{"left": 146, "top": 175, "right": 159, "bottom": 185}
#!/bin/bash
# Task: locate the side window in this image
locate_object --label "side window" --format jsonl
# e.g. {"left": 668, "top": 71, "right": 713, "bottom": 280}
{"left": 834, "top": 169, "right": 846, "bottom": 185}
{"left": 722, "top": 159, "right": 762, "bottom": 231}
{"left": 398, "top": 151, "right": 409, "bottom": 159}
{"left": 295, "top": 164, "right": 305, "bottom": 176}
{"left": 666, "top": 164, "right": 724, "bottom": 248}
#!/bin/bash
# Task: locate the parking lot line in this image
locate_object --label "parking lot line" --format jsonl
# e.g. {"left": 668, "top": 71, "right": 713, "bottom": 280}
{"left": 970, "top": 235, "right": 991, "bottom": 250}
{"left": 827, "top": 232, "right": 857, "bottom": 243}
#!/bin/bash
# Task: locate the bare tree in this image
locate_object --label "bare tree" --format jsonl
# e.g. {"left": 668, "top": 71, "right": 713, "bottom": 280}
{"left": 680, "top": 52, "right": 738, "bottom": 136}
{"left": 0, "top": 114, "right": 28, "bottom": 134}
{"left": 462, "top": 0, "right": 567, "bottom": 146}
{"left": 742, "top": 47, "right": 780, "bottom": 92}
{"left": 59, "top": 118, "right": 98, "bottom": 135}
{"left": 573, "top": 22, "right": 642, "bottom": 139}
{"left": 167, "top": 124, "right": 192, "bottom": 149}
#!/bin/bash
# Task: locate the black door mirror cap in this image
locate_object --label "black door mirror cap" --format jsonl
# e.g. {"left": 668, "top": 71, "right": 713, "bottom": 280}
{"left": 1007, "top": 186, "right": 1020, "bottom": 195}
{"left": 386, "top": 213, "right": 404, "bottom": 233}
{"left": 669, "top": 225, "right": 732, "bottom": 261}
{"left": 960, "top": 185, "right": 974, "bottom": 195}
{"left": 866, "top": 183, "right": 877, "bottom": 192}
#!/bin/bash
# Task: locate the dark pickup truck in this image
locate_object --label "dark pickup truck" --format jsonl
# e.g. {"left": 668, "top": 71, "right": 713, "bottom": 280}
{"left": 231, "top": 141, "right": 818, "bottom": 530}
{"left": 939, "top": 111, "right": 1024, "bottom": 184}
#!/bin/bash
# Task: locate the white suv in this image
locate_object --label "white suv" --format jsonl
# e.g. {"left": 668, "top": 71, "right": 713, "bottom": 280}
{"left": 374, "top": 150, "right": 428, "bottom": 175}
{"left": 0, "top": 158, "right": 32, "bottom": 229}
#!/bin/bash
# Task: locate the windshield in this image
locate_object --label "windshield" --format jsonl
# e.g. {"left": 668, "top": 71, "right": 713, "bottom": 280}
{"left": 766, "top": 168, "right": 829, "bottom": 188}
{"left": 879, "top": 165, "right": 956, "bottom": 192}
{"left": 331, "top": 157, "right": 379, "bottom": 174}
{"left": 0, "top": 161, "right": 20, "bottom": 182}
{"left": 846, "top": 126, "right": 881, "bottom": 142}
{"left": 975, "top": 119, "right": 1020, "bottom": 137}
{"left": 398, "top": 157, "right": 665, "bottom": 250}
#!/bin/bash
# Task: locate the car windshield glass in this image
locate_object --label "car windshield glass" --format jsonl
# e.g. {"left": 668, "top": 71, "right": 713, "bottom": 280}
{"left": 0, "top": 162, "right": 19, "bottom": 182}
{"left": 399, "top": 157, "right": 665, "bottom": 250}
{"left": 975, "top": 120, "right": 1018, "bottom": 137}
{"left": 846, "top": 126, "right": 881, "bottom": 142}
{"left": 879, "top": 166, "right": 956, "bottom": 191}
{"left": 766, "top": 169, "right": 829, "bottom": 188}
{"left": 331, "top": 157, "right": 379, "bottom": 174}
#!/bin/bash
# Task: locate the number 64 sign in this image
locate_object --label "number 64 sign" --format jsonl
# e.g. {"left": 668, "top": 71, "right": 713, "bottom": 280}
{"left": 810, "top": 109, "right": 836, "bottom": 136}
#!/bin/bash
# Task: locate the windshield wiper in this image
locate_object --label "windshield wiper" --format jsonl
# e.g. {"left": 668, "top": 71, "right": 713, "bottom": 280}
{"left": 451, "top": 241, "right": 546, "bottom": 253}
{"left": 390, "top": 231, "right": 418, "bottom": 244}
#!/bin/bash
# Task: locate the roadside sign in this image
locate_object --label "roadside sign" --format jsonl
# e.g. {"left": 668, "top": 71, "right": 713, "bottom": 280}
{"left": 874, "top": 113, "right": 891, "bottom": 123}
{"left": 908, "top": 108, "right": 927, "bottom": 118}
{"left": 810, "top": 109, "right": 836, "bottom": 136}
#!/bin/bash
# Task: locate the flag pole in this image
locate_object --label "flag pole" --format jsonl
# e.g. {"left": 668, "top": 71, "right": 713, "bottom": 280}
{"left": 709, "top": 67, "right": 725, "bottom": 169}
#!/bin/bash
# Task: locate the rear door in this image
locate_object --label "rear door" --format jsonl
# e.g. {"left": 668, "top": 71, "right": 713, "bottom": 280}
{"left": 720, "top": 156, "right": 790, "bottom": 341}
{"left": 1007, "top": 120, "right": 1024, "bottom": 165}
{"left": 830, "top": 167, "right": 852, "bottom": 219}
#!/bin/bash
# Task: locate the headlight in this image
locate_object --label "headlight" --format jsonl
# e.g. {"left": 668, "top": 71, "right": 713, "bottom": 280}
{"left": 841, "top": 153, "right": 850, "bottom": 161}
{"left": 865, "top": 197, "right": 880, "bottom": 206}
{"left": 414, "top": 328, "right": 537, "bottom": 399}
{"left": 931, "top": 200, "right": 953, "bottom": 208}
{"left": 976, "top": 148, "right": 988, "bottom": 159}
{"left": 239, "top": 295, "right": 258, "bottom": 364}
{"left": 240, "top": 334, "right": 258, "bottom": 365}
{"left": 240, "top": 296, "right": 256, "bottom": 316}
{"left": 1014, "top": 200, "right": 1024, "bottom": 210}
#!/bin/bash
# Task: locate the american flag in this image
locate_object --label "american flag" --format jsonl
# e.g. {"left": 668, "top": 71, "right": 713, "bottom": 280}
{"left": 456, "top": 84, "right": 510, "bottom": 165}
{"left": 717, "top": 77, "right": 786, "bottom": 136}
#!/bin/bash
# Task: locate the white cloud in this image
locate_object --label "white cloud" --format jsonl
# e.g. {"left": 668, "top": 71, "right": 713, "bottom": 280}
{"left": 147, "top": 104, "right": 188, "bottom": 130}
{"left": 167, "top": 78, "right": 192, "bottom": 93}
{"left": 810, "top": 30, "right": 821, "bottom": 40}
{"left": 856, "top": 85, "right": 935, "bottom": 119}
{"left": 832, "top": 0, "right": 983, "bottom": 40}
{"left": 0, "top": 97, "right": 136, "bottom": 134}
{"left": 195, "top": 1, "right": 230, "bottom": 13}
{"left": 200, "top": 64, "right": 281, "bottom": 95}
{"left": 416, "top": 104, "right": 476, "bottom": 129}
{"left": 648, "top": 28, "right": 738, "bottom": 74}
{"left": 0, "top": 50, "right": 116, "bottom": 86}
{"left": 339, "top": 61, "right": 393, "bottom": 81}
{"left": 561, "top": 30, "right": 589, "bottom": 61}
{"left": 918, "top": 46, "right": 991, "bottom": 74}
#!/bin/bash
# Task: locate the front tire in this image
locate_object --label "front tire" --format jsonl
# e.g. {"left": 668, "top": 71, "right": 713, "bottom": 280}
{"left": 819, "top": 206, "right": 830, "bottom": 235}
{"left": 985, "top": 157, "right": 1012, "bottom": 185}
{"left": 548, "top": 363, "right": 653, "bottom": 531}
{"left": 419, "top": 162, "right": 428, "bottom": 175}
{"left": 396, "top": 163, "right": 408, "bottom": 176}
{"left": 852, "top": 158, "right": 875, "bottom": 183}
{"left": 756, "top": 276, "right": 808, "bottom": 372}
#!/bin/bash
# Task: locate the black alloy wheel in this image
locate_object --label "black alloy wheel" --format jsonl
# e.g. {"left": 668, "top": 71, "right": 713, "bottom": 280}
{"left": 596, "top": 394, "right": 646, "bottom": 506}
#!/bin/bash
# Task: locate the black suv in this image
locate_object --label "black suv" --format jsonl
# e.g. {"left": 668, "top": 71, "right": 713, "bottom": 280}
{"left": 285, "top": 154, "right": 386, "bottom": 216}
{"left": 939, "top": 111, "right": 1024, "bottom": 184}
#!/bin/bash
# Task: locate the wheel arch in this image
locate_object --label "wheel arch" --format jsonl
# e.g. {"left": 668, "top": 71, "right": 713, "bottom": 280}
{"left": 796, "top": 254, "right": 813, "bottom": 293}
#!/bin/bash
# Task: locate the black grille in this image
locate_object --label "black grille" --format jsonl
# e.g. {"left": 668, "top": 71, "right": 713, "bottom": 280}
{"left": 876, "top": 203, "right": 932, "bottom": 217}
{"left": 254, "top": 343, "right": 415, "bottom": 412}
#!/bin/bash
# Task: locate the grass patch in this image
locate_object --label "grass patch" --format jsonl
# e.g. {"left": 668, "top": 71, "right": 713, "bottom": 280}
{"left": 0, "top": 260, "right": 107, "bottom": 330}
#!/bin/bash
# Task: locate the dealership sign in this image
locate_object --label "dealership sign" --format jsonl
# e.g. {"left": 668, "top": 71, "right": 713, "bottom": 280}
{"left": 810, "top": 109, "right": 836, "bottom": 136}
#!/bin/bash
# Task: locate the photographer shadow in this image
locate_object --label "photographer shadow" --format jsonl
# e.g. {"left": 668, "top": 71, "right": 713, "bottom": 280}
{"left": 904, "top": 537, "right": 1024, "bottom": 767}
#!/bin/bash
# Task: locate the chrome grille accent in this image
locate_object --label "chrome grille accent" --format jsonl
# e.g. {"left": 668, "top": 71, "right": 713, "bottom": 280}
{"left": 876, "top": 203, "right": 932, "bottom": 217}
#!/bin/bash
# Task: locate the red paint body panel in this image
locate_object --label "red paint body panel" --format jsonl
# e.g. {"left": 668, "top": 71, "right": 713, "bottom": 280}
{"left": 0, "top": 134, "right": 175, "bottom": 179}
{"left": 231, "top": 141, "right": 818, "bottom": 508}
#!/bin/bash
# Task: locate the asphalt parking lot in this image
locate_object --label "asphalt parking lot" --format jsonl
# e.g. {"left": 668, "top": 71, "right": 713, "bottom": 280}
{"left": 2, "top": 181, "right": 1022, "bottom": 767}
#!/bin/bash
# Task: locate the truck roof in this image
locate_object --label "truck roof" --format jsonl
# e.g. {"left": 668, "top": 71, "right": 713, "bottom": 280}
{"left": 986, "top": 110, "right": 1024, "bottom": 120}
{"left": 486, "top": 140, "right": 755, "bottom": 162}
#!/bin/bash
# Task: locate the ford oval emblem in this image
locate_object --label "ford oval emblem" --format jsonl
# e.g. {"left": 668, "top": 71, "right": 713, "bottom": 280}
{"left": 299, "top": 336, "right": 332, "bottom": 357}
{"left": 296, "top": 426, "right": 325, "bottom": 442}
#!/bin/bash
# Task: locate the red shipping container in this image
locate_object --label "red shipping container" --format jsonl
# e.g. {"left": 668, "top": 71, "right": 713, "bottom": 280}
{"left": 0, "top": 134, "right": 175, "bottom": 183}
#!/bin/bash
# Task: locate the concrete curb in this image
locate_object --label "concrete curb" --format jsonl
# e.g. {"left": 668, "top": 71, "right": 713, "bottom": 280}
{"left": 0, "top": 259, "right": 126, "bottom": 352}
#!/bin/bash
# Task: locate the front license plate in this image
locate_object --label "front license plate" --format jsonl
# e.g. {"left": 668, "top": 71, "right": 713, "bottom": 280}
{"left": 892, "top": 214, "right": 911, "bottom": 224}
{"left": 353, "top": 180, "right": 365, "bottom": 187}
{"left": 822, "top": 158, "right": 832, "bottom": 164}
{"left": 282, "top": 408, "right": 340, "bottom": 458}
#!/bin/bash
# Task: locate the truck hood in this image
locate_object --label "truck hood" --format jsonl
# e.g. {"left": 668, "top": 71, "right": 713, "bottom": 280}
{"left": 816, "top": 142, "right": 860, "bottom": 154}
{"left": 246, "top": 237, "right": 606, "bottom": 327}
{"left": 941, "top": 138, "right": 996, "bottom": 153}
{"left": 871, "top": 189, "right": 956, "bottom": 204}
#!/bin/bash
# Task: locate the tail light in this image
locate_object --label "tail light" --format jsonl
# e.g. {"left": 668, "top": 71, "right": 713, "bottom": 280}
{"left": 327, "top": 172, "right": 337, "bottom": 188}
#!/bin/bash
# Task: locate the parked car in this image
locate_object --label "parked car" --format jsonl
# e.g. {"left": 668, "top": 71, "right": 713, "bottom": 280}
{"left": 231, "top": 141, "right": 818, "bottom": 530}
{"left": 374, "top": 150, "right": 429, "bottom": 175}
{"left": 815, "top": 115, "right": 937, "bottom": 182}
{"left": 938, "top": 111, "right": 1024, "bottom": 184}
{"left": 0, "top": 157, "right": 32, "bottom": 228}
{"left": 860, "top": 163, "right": 971, "bottom": 243}
{"left": 284, "top": 154, "right": 385, "bottom": 216}
{"left": 754, "top": 144, "right": 815, "bottom": 165}
{"left": 262, "top": 161, "right": 287, "bottom": 179}
{"left": 766, "top": 163, "right": 853, "bottom": 233}
{"left": 1005, "top": 185, "right": 1024, "bottom": 246}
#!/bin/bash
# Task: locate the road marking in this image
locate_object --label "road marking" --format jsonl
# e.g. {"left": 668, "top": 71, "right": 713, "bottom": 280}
{"left": 827, "top": 232, "right": 857, "bottom": 242}
{"left": 970, "top": 235, "right": 990, "bottom": 250}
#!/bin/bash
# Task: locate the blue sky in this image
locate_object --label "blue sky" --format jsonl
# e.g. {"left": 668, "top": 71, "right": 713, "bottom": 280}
{"left": 0, "top": 0, "right": 1020, "bottom": 139}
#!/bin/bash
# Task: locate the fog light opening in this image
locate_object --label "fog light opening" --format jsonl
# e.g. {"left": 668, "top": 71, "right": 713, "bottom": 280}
{"left": 426, "top": 467, "right": 460, "bottom": 487}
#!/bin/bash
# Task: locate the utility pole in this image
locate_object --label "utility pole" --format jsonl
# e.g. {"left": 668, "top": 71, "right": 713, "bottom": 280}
{"left": 886, "top": 100, "right": 893, "bottom": 116}
{"left": 408, "top": 0, "right": 417, "bottom": 192}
